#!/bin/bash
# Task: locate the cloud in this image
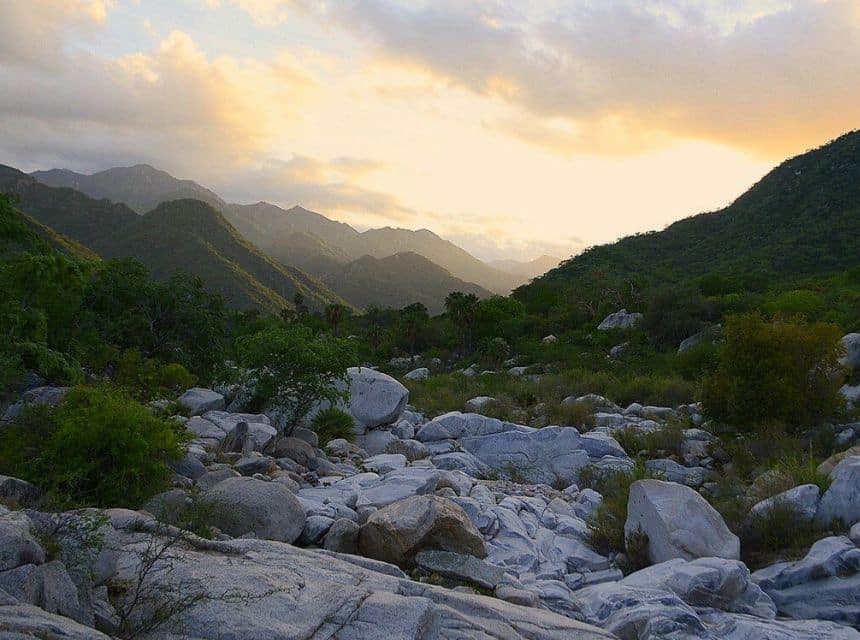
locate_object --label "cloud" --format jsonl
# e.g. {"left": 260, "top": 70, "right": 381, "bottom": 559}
{"left": 0, "top": 24, "right": 315, "bottom": 175}
{"left": 0, "top": 1, "right": 111, "bottom": 70}
{"left": 203, "top": 0, "right": 302, "bottom": 26}
{"left": 334, "top": 0, "right": 860, "bottom": 157}
{"left": 221, "top": 156, "right": 417, "bottom": 223}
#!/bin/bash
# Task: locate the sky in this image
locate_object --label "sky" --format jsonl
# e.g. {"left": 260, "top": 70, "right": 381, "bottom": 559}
{"left": 0, "top": 1, "right": 858, "bottom": 262}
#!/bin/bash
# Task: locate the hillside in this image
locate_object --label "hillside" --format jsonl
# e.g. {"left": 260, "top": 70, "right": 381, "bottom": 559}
{"left": 519, "top": 130, "right": 860, "bottom": 307}
{"left": 0, "top": 167, "right": 347, "bottom": 312}
{"left": 489, "top": 255, "right": 563, "bottom": 280}
{"left": 0, "top": 165, "right": 139, "bottom": 254}
{"left": 32, "top": 165, "right": 226, "bottom": 213}
{"left": 30, "top": 166, "right": 524, "bottom": 294}
{"left": 93, "top": 199, "right": 350, "bottom": 312}
{"left": 348, "top": 227, "right": 521, "bottom": 294}
{"left": 324, "top": 252, "right": 492, "bottom": 313}
{"left": 0, "top": 194, "right": 99, "bottom": 262}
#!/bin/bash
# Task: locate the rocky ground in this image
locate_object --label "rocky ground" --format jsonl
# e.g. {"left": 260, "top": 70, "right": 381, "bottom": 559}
{"left": 3, "top": 362, "right": 860, "bottom": 639}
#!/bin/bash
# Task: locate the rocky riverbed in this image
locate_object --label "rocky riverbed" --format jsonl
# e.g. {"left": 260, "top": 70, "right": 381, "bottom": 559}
{"left": 3, "top": 366, "right": 860, "bottom": 639}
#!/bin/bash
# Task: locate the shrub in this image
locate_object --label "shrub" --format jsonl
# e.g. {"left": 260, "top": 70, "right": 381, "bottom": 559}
{"left": 312, "top": 407, "right": 355, "bottom": 445}
{"left": 585, "top": 463, "right": 650, "bottom": 557}
{"left": 740, "top": 502, "right": 825, "bottom": 570}
{"left": 702, "top": 313, "right": 845, "bottom": 430}
{"left": 0, "top": 386, "right": 184, "bottom": 508}
{"left": 237, "top": 325, "right": 356, "bottom": 434}
{"left": 477, "top": 337, "right": 511, "bottom": 369}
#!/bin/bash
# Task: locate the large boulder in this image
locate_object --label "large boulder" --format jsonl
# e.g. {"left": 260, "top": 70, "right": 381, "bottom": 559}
{"left": 816, "top": 456, "right": 860, "bottom": 526}
{"left": 0, "top": 512, "right": 45, "bottom": 571}
{"left": 0, "top": 560, "right": 89, "bottom": 624}
{"left": 1, "top": 386, "right": 69, "bottom": 422}
{"left": 177, "top": 388, "right": 225, "bottom": 416}
{"left": 621, "top": 557, "right": 776, "bottom": 618}
{"left": 625, "top": 479, "right": 740, "bottom": 563}
{"left": 842, "top": 384, "right": 860, "bottom": 410}
{"left": 205, "top": 477, "right": 306, "bottom": 543}
{"left": 404, "top": 367, "right": 429, "bottom": 381}
{"left": 749, "top": 484, "right": 820, "bottom": 523}
{"left": 358, "top": 495, "right": 486, "bottom": 567}
{"left": 841, "top": 333, "right": 860, "bottom": 370}
{"left": 459, "top": 426, "right": 625, "bottom": 486}
{"left": 0, "top": 475, "right": 41, "bottom": 507}
{"left": 346, "top": 367, "right": 409, "bottom": 429}
{"left": 597, "top": 309, "right": 642, "bottom": 330}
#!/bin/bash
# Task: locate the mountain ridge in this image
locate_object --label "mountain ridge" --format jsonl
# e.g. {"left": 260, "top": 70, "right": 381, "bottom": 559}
{"left": 29, "top": 164, "right": 524, "bottom": 294}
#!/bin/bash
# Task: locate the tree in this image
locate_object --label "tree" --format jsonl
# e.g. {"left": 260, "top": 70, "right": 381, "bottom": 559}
{"left": 324, "top": 303, "right": 351, "bottom": 334}
{"left": 474, "top": 296, "right": 526, "bottom": 343}
{"left": 444, "top": 291, "right": 479, "bottom": 356}
{"left": 237, "top": 325, "right": 356, "bottom": 435}
{"left": 702, "top": 313, "right": 845, "bottom": 430}
{"left": 400, "top": 302, "right": 429, "bottom": 360}
{"left": 293, "top": 292, "right": 308, "bottom": 317}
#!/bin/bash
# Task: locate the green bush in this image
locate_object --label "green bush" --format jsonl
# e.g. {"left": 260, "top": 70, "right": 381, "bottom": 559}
{"left": 585, "top": 463, "right": 651, "bottom": 558}
{"left": 702, "top": 313, "right": 845, "bottom": 430}
{"left": 312, "top": 407, "right": 355, "bottom": 445}
{"left": 740, "top": 502, "right": 826, "bottom": 570}
{"left": 0, "top": 386, "right": 185, "bottom": 508}
{"left": 237, "top": 325, "right": 356, "bottom": 434}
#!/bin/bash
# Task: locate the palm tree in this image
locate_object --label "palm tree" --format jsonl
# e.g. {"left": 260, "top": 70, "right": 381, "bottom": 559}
{"left": 444, "top": 291, "right": 479, "bottom": 356}
{"left": 324, "top": 303, "right": 350, "bottom": 334}
{"left": 400, "top": 302, "right": 429, "bottom": 360}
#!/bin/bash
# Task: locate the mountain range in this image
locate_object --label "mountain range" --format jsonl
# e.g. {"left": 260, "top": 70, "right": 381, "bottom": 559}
{"left": 0, "top": 166, "right": 347, "bottom": 312}
{"left": 29, "top": 164, "right": 545, "bottom": 311}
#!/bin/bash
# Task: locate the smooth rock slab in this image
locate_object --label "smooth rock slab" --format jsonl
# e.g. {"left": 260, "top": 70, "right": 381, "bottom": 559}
{"left": 621, "top": 557, "right": 776, "bottom": 618}
{"left": 459, "top": 426, "right": 624, "bottom": 486}
{"left": 625, "top": 479, "right": 740, "bottom": 563}
{"left": 0, "top": 602, "right": 113, "bottom": 639}
{"left": 415, "top": 550, "right": 508, "bottom": 589}
{"left": 109, "top": 534, "right": 613, "bottom": 640}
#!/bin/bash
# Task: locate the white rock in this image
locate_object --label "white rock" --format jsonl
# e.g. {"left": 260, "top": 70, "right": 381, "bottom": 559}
{"left": 625, "top": 479, "right": 740, "bottom": 563}
{"left": 346, "top": 367, "right": 409, "bottom": 428}
{"left": 842, "top": 384, "right": 860, "bottom": 410}
{"left": 108, "top": 533, "right": 613, "bottom": 640}
{"left": 177, "top": 388, "right": 225, "bottom": 415}
{"left": 749, "top": 484, "right": 821, "bottom": 522}
{"left": 622, "top": 557, "right": 776, "bottom": 618}
{"left": 597, "top": 309, "right": 643, "bottom": 330}
{"left": 362, "top": 454, "right": 408, "bottom": 475}
{"left": 841, "top": 333, "right": 860, "bottom": 370}
{"left": 404, "top": 367, "right": 429, "bottom": 381}
{"left": 205, "top": 476, "right": 306, "bottom": 543}
{"left": 464, "top": 396, "right": 497, "bottom": 413}
{"left": 817, "top": 456, "right": 860, "bottom": 525}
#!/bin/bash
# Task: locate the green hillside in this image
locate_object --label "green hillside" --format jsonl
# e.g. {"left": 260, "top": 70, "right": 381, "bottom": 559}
{"left": 517, "top": 130, "right": 860, "bottom": 317}
{"left": 324, "top": 251, "right": 492, "bottom": 314}
{"left": 98, "top": 199, "right": 351, "bottom": 313}
{"left": 0, "top": 167, "right": 348, "bottom": 312}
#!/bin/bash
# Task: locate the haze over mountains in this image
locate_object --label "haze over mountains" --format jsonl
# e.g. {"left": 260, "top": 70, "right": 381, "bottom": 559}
{"left": 29, "top": 164, "right": 552, "bottom": 312}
